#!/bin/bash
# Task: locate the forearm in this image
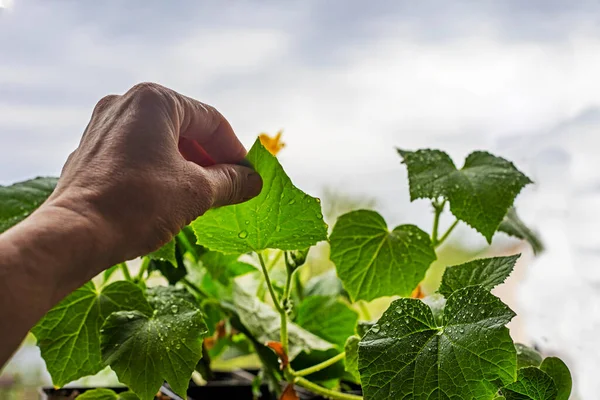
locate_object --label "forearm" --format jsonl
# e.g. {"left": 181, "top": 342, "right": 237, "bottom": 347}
{"left": 0, "top": 204, "right": 108, "bottom": 367}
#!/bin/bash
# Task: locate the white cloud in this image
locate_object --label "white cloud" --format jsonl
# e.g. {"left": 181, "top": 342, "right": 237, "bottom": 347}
{"left": 2, "top": 1, "right": 600, "bottom": 396}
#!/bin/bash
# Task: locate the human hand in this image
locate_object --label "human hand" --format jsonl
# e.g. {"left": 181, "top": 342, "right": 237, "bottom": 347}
{"left": 45, "top": 82, "right": 262, "bottom": 276}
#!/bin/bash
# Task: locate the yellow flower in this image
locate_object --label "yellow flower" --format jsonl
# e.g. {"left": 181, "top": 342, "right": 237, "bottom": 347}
{"left": 411, "top": 284, "right": 425, "bottom": 299}
{"left": 259, "top": 130, "right": 285, "bottom": 156}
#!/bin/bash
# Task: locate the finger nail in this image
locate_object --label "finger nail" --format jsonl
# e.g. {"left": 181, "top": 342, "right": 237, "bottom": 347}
{"left": 245, "top": 172, "right": 263, "bottom": 200}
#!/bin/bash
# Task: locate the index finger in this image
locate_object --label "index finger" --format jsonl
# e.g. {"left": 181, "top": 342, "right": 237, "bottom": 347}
{"left": 170, "top": 88, "right": 247, "bottom": 165}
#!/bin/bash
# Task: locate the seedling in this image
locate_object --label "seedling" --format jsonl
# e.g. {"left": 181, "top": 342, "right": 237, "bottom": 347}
{"left": 0, "top": 138, "right": 571, "bottom": 400}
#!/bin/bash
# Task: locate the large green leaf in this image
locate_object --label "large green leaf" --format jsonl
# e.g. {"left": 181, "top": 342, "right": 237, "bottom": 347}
{"left": 540, "top": 357, "right": 572, "bottom": 400}
{"left": 0, "top": 177, "right": 58, "bottom": 233}
{"left": 148, "top": 240, "right": 187, "bottom": 285}
{"left": 358, "top": 285, "right": 516, "bottom": 399}
{"left": 191, "top": 139, "right": 328, "bottom": 253}
{"left": 501, "top": 367, "right": 557, "bottom": 400}
{"left": 515, "top": 343, "right": 542, "bottom": 369}
{"left": 76, "top": 389, "right": 140, "bottom": 400}
{"left": 32, "top": 281, "right": 151, "bottom": 387}
{"left": 295, "top": 295, "right": 358, "bottom": 348}
{"left": 398, "top": 149, "right": 532, "bottom": 242}
{"left": 329, "top": 210, "right": 436, "bottom": 301}
{"left": 438, "top": 255, "right": 520, "bottom": 297}
{"left": 200, "top": 251, "right": 256, "bottom": 285}
{"left": 101, "top": 287, "right": 208, "bottom": 400}
{"left": 148, "top": 239, "right": 177, "bottom": 266}
{"left": 499, "top": 207, "right": 544, "bottom": 254}
{"left": 232, "top": 281, "right": 334, "bottom": 359}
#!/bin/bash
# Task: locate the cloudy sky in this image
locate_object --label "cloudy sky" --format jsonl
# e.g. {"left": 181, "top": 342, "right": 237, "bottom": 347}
{"left": 2, "top": 0, "right": 600, "bottom": 397}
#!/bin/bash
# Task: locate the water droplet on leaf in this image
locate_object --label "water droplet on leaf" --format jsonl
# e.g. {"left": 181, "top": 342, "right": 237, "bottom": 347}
{"left": 238, "top": 230, "right": 248, "bottom": 239}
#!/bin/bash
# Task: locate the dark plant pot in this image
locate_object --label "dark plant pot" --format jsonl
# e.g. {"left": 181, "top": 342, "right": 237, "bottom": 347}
{"left": 40, "top": 369, "right": 362, "bottom": 400}
{"left": 40, "top": 385, "right": 184, "bottom": 400}
{"left": 183, "top": 370, "right": 275, "bottom": 400}
{"left": 182, "top": 369, "right": 362, "bottom": 400}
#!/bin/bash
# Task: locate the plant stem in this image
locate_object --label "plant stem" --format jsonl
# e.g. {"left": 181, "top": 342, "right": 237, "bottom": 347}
{"left": 431, "top": 199, "right": 446, "bottom": 246}
{"left": 280, "top": 268, "right": 294, "bottom": 356}
{"left": 176, "top": 231, "right": 197, "bottom": 261}
{"left": 357, "top": 300, "right": 372, "bottom": 321}
{"left": 435, "top": 219, "right": 459, "bottom": 248}
{"left": 135, "top": 257, "right": 150, "bottom": 282}
{"left": 257, "top": 252, "right": 284, "bottom": 314}
{"left": 294, "top": 352, "right": 346, "bottom": 377}
{"left": 118, "top": 262, "right": 132, "bottom": 281}
{"left": 295, "top": 377, "right": 363, "bottom": 400}
{"left": 181, "top": 278, "right": 210, "bottom": 299}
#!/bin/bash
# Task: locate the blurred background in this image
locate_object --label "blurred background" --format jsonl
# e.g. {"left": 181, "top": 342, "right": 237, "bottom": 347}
{"left": 1, "top": 0, "right": 599, "bottom": 398}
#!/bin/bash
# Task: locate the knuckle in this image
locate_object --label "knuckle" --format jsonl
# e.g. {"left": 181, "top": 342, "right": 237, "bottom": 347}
{"left": 125, "top": 82, "right": 166, "bottom": 107}
{"left": 93, "top": 94, "right": 119, "bottom": 114}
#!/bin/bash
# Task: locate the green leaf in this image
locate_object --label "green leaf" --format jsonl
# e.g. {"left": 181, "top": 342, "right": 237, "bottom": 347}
{"left": 76, "top": 389, "right": 140, "bottom": 400}
{"left": 178, "top": 226, "right": 208, "bottom": 261}
{"left": 232, "top": 281, "right": 334, "bottom": 359}
{"left": 499, "top": 207, "right": 544, "bottom": 254}
{"left": 515, "top": 343, "right": 542, "bottom": 369}
{"left": 148, "top": 241, "right": 187, "bottom": 285}
{"left": 329, "top": 210, "right": 436, "bottom": 302}
{"left": 398, "top": 149, "right": 532, "bottom": 242}
{"left": 0, "top": 177, "right": 58, "bottom": 233}
{"left": 32, "top": 281, "right": 151, "bottom": 387}
{"left": 304, "top": 269, "right": 345, "bottom": 298}
{"left": 540, "top": 357, "right": 572, "bottom": 400}
{"left": 295, "top": 295, "right": 358, "bottom": 348}
{"left": 358, "top": 285, "right": 516, "bottom": 400}
{"left": 191, "top": 139, "right": 328, "bottom": 253}
{"left": 101, "top": 286, "right": 208, "bottom": 400}
{"left": 501, "top": 367, "right": 557, "bottom": 400}
{"left": 438, "top": 255, "right": 520, "bottom": 297}
{"left": 356, "top": 321, "right": 376, "bottom": 338}
{"left": 200, "top": 251, "right": 256, "bottom": 285}
{"left": 344, "top": 335, "right": 360, "bottom": 383}
{"left": 148, "top": 239, "right": 177, "bottom": 266}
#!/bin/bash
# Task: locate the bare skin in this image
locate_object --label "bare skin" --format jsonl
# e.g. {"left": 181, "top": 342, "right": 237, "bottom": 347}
{"left": 0, "top": 83, "right": 263, "bottom": 367}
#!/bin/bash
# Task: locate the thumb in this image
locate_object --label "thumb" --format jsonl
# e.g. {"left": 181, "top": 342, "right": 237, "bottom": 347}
{"left": 203, "top": 164, "right": 263, "bottom": 208}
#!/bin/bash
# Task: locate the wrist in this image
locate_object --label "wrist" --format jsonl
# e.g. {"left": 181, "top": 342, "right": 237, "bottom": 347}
{"left": 1, "top": 199, "right": 112, "bottom": 302}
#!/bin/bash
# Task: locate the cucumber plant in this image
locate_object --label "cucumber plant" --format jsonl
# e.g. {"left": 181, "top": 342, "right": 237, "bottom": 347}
{"left": 0, "top": 138, "right": 571, "bottom": 400}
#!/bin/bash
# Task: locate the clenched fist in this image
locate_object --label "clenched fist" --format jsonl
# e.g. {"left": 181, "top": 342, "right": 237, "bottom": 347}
{"left": 52, "top": 82, "right": 262, "bottom": 270}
